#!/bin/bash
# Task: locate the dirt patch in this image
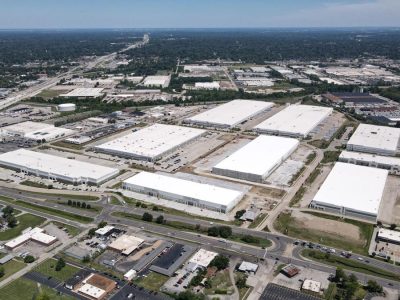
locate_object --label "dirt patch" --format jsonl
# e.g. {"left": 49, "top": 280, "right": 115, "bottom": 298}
{"left": 250, "top": 186, "right": 285, "bottom": 199}
{"left": 291, "top": 211, "right": 361, "bottom": 241}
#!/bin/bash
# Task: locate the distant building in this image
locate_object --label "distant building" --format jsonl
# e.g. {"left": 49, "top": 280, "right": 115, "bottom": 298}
{"left": 281, "top": 264, "right": 300, "bottom": 278}
{"left": 238, "top": 261, "right": 258, "bottom": 273}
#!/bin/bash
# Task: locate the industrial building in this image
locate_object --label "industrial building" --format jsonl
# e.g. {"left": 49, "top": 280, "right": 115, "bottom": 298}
{"left": 346, "top": 124, "right": 400, "bottom": 156}
{"left": 5, "top": 227, "right": 57, "bottom": 250}
{"left": 184, "top": 100, "right": 274, "bottom": 128}
{"left": 0, "top": 121, "right": 74, "bottom": 142}
{"left": 108, "top": 234, "right": 144, "bottom": 256}
{"left": 254, "top": 105, "right": 333, "bottom": 138}
{"left": 57, "top": 103, "right": 76, "bottom": 112}
{"left": 212, "top": 135, "right": 299, "bottom": 182}
{"left": 123, "top": 172, "right": 244, "bottom": 213}
{"left": 376, "top": 228, "right": 400, "bottom": 245}
{"left": 188, "top": 249, "right": 218, "bottom": 269}
{"left": 310, "top": 162, "right": 388, "bottom": 220}
{"left": 143, "top": 75, "right": 170, "bottom": 88}
{"left": 339, "top": 150, "right": 400, "bottom": 175}
{"left": 60, "top": 88, "right": 105, "bottom": 98}
{"left": 94, "top": 124, "right": 205, "bottom": 161}
{"left": 194, "top": 82, "right": 220, "bottom": 90}
{"left": 0, "top": 149, "right": 119, "bottom": 185}
{"left": 77, "top": 273, "right": 116, "bottom": 300}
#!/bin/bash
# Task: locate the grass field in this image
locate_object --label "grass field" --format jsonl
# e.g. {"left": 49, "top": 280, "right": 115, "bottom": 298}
{"left": 0, "top": 213, "right": 45, "bottom": 241}
{"left": 135, "top": 272, "right": 169, "bottom": 291}
{"left": 205, "top": 270, "right": 234, "bottom": 295}
{"left": 274, "top": 212, "right": 373, "bottom": 255}
{"left": 51, "top": 141, "right": 84, "bottom": 150}
{"left": 0, "top": 277, "right": 75, "bottom": 300}
{"left": 36, "top": 89, "right": 70, "bottom": 99}
{"left": 321, "top": 151, "right": 341, "bottom": 164}
{"left": 0, "top": 259, "right": 26, "bottom": 282}
{"left": 34, "top": 258, "right": 80, "bottom": 282}
{"left": 303, "top": 249, "right": 400, "bottom": 281}
{"left": 14, "top": 201, "right": 94, "bottom": 223}
{"left": 20, "top": 180, "right": 51, "bottom": 189}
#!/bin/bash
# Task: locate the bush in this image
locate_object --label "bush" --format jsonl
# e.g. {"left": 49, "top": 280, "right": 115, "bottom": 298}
{"left": 156, "top": 215, "right": 164, "bottom": 224}
{"left": 24, "top": 255, "right": 35, "bottom": 263}
{"left": 209, "top": 255, "right": 229, "bottom": 270}
{"left": 67, "top": 200, "right": 72, "bottom": 206}
{"left": 208, "top": 226, "right": 219, "bottom": 237}
{"left": 240, "top": 235, "right": 259, "bottom": 244}
{"left": 87, "top": 204, "right": 91, "bottom": 209}
{"left": 235, "top": 210, "right": 246, "bottom": 219}
{"left": 0, "top": 266, "right": 4, "bottom": 278}
{"left": 366, "top": 280, "right": 383, "bottom": 293}
{"left": 218, "top": 226, "right": 232, "bottom": 238}
{"left": 142, "top": 212, "right": 153, "bottom": 222}
{"left": 82, "top": 202, "right": 87, "bottom": 209}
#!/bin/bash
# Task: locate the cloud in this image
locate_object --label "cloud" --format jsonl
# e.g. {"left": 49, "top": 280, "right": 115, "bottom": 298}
{"left": 267, "top": 0, "right": 400, "bottom": 27}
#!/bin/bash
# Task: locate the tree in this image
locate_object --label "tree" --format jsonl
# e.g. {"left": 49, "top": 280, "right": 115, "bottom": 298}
{"left": 82, "top": 255, "right": 91, "bottom": 263}
{"left": 208, "top": 226, "right": 219, "bottom": 237}
{"left": 209, "top": 255, "right": 229, "bottom": 270}
{"left": 81, "top": 202, "right": 87, "bottom": 209}
{"left": 142, "top": 212, "right": 153, "bottom": 222}
{"left": 72, "top": 201, "right": 76, "bottom": 207}
{"left": 55, "top": 258, "right": 66, "bottom": 271}
{"left": 88, "top": 228, "right": 96, "bottom": 237}
{"left": 218, "top": 226, "right": 232, "bottom": 238}
{"left": 152, "top": 206, "right": 159, "bottom": 211}
{"left": 2, "top": 205, "right": 14, "bottom": 218}
{"left": 156, "top": 215, "right": 164, "bottom": 224}
{"left": 87, "top": 204, "right": 91, "bottom": 209}
{"left": 333, "top": 268, "right": 347, "bottom": 284}
{"left": 98, "top": 221, "right": 107, "bottom": 228}
{"left": 235, "top": 210, "right": 246, "bottom": 219}
{"left": 24, "top": 255, "right": 35, "bottom": 263}
{"left": 366, "top": 280, "right": 383, "bottom": 293}
{"left": 7, "top": 215, "right": 17, "bottom": 228}
{"left": 390, "top": 224, "right": 397, "bottom": 230}
{"left": 0, "top": 266, "right": 4, "bottom": 278}
{"left": 176, "top": 291, "right": 205, "bottom": 300}
{"left": 236, "top": 275, "right": 248, "bottom": 289}
{"left": 67, "top": 200, "right": 72, "bottom": 206}
{"left": 76, "top": 201, "right": 81, "bottom": 208}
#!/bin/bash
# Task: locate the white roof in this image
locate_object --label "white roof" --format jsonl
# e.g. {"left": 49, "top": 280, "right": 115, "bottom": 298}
{"left": 0, "top": 149, "right": 119, "bottom": 182}
{"left": 313, "top": 162, "right": 388, "bottom": 216}
{"left": 185, "top": 100, "right": 274, "bottom": 128}
{"left": 213, "top": 135, "right": 299, "bottom": 178}
{"left": 123, "top": 172, "right": 243, "bottom": 207}
{"left": 302, "top": 279, "right": 321, "bottom": 293}
{"left": 108, "top": 234, "right": 144, "bottom": 255}
{"left": 60, "top": 88, "right": 104, "bottom": 98}
{"left": 95, "top": 124, "right": 205, "bottom": 160}
{"left": 347, "top": 124, "right": 400, "bottom": 154}
{"left": 188, "top": 249, "right": 218, "bottom": 268}
{"left": 194, "top": 82, "right": 220, "bottom": 89}
{"left": 377, "top": 228, "right": 400, "bottom": 243}
{"left": 0, "top": 121, "right": 74, "bottom": 141}
{"left": 238, "top": 261, "right": 258, "bottom": 272}
{"left": 339, "top": 150, "right": 400, "bottom": 167}
{"left": 78, "top": 283, "right": 106, "bottom": 299}
{"left": 254, "top": 105, "right": 333, "bottom": 137}
{"left": 143, "top": 75, "right": 170, "bottom": 86}
{"left": 95, "top": 225, "right": 115, "bottom": 236}
{"left": 5, "top": 227, "right": 57, "bottom": 249}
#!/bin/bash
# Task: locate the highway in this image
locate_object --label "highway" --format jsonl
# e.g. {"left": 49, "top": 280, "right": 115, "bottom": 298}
{"left": 1, "top": 185, "right": 400, "bottom": 290}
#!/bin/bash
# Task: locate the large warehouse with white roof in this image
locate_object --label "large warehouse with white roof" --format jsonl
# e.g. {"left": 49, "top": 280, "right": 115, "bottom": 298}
{"left": 94, "top": 124, "right": 205, "bottom": 161}
{"left": 123, "top": 172, "right": 244, "bottom": 213}
{"left": 346, "top": 124, "right": 400, "bottom": 156}
{"left": 184, "top": 100, "right": 274, "bottom": 128}
{"left": 212, "top": 135, "right": 299, "bottom": 182}
{"left": 310, "top": 162, "right": 388, "bottom": 220}
{"left": 0, "top": 149, "right": 119, "bottom": 185}
{"left": 254, "top": 105, "right": 333, "bottom": 138}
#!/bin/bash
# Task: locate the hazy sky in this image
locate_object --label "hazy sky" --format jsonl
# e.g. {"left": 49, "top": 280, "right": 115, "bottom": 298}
{"left": 0, "top": 0, "right": 399, "bottom": 29}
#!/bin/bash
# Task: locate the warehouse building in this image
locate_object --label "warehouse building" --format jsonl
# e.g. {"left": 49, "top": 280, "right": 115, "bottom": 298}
{"left": 0, "top": 149, "right": 119, "bottom": 185}
{"left": 339, "top": 150, "right": 400, "bottom": 175}
{"left": 143, "top": 75, "right": 170, "bottom": 88}
{"left": 5, "top": 227, "right": 57, "bottom": 250}
{"left": 123, "top": 172, "right": 244, "bottom": 213}
{"left": 108, "top": 234, "right": 144, "bottom": 256}
{"left": 94, "top": 124, "right": 205, "bottom": 161}
{"left": 60, "top": 88, "right": 104, "bottom": 98}
{"left": 0, "top": 121, "right": 74, "bottom": 142}
{"left": 346, "top": 124, "right": 400, "bottom": 156}
{"left": 376, "top": 228, "right": 400, "bottom": 245}
{"left": 310, "top": 162, "right": 388, "bottom": 221}
{"left": 184, "top": 100, "right": 274, "bottom": 128}
{"left": 212, "top": 135, "right": 299, "bottom": 182}
{"left": 254, "top": 104, "right": 333, "bottom": 138}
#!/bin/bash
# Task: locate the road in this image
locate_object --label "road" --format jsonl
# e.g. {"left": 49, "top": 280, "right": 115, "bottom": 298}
{"left": 0, "top": 34, "right": 149, "bottom": 110}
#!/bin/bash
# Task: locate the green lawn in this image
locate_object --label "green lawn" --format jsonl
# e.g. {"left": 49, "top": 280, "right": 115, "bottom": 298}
{"left": 34, "top": 258, "right": 80, "bottom": 282}
{"left": 321, "top": 151, "right": 341, "bottom": 164}
{"left": 303, "top": 249, "right": 400, "bottom": 281}
{"left": 134, "top": 272, "right": 169, "bottom": 291}
{"left": 0, "top": 259, "right": 26, "bottom": 282}
{"left": 0, "top": 213, "right": 46, "bottom": 241}
{"left": 50, "top": 221, "right": 81, "bottom": 237}
{"left": 51, "top": 141, "right": 84, "bottom": 150}
{"left": 36, "top": 89, "right": 69, "bottom": 99}
{"left": 0, "top": 277, "right": 75, "bottom": 300}
{"left": 110, "top": 196, "right": 122, "bottom": 205}
{"left": 274, "top": 212, "right": 373, "bottom": 255}
{"left": 14, "top": 201, "right": 94, "bottom": 224}
{"left": 20, "top": 180, "right": 52, "bottom": 189}
{"left": 205, "top": 270, "right": 234, "bottom": 295}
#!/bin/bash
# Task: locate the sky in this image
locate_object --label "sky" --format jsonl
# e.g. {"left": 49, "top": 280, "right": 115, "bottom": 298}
{"left": 0, "top": 0, "right": 399, "bottom": 29}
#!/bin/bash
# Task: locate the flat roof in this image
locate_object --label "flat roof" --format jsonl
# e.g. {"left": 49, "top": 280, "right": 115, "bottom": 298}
{"left": 238, "top": 261, "right": 258, "bottom": 272}
{"left": 339, "top": 150, "right": 400, "bottom": 167}
{"left": 0, "top": 149, "right": 119, "bottom": 182}
{"left": 143, "top": 75, "right": 170, "bottom": 86}
{"left": 347, "top": 124, "right": 400, "bottom": 153}
{"left": 5, "top": 227, "right": 57, "bottom": 249}
{"left": 108, "top": 234, "right": 144, "bottom": 255}
{"left": 254, "top": 104, "right": 333, "bottom": 137}
{"left": 377, "top": 228, "right": 400, "bottom": 243}
{"left": 185, "top": 100, "right": 274, "bottom": 128}
{"left": 95, "top": 124, "right": 205, "bottom": 160}
{"left": 95, "top": 225, "right": 115, "bottom": 236}
{"left": 213, "top": 135, "right": 299, "bottom": 178}
{"left": 302, "top": 279, "right": 321, "bottom": 293}
{"left": 78, "top": 283, "right": 106, "bottom": 299}
{"left": 124, "top": 171, "right": 243, "bottom": 207}
{"left": 60, "top": 88, "right": 104, "bottom": 98}
{"left": 0, "top": 121, "right": 74, "bottom": 140}
{"left": 188, "top": 249, "right": 218, "bottom": 268}
{"left": 313, "top": 162, "right": 388, "bottom": 216}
